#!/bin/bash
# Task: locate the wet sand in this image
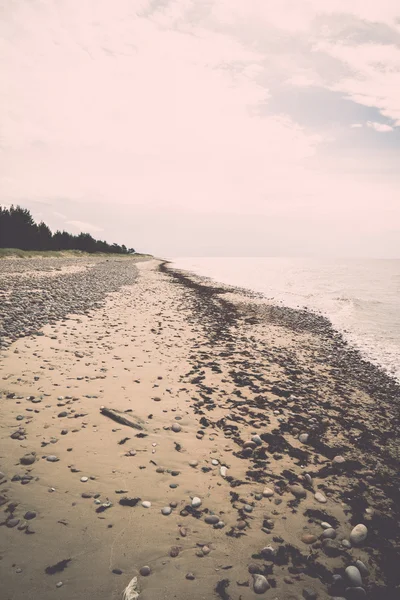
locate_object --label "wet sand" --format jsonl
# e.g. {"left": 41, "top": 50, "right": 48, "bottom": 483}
{"left": 0, "top": 258, "right": 399, "bottom": 600}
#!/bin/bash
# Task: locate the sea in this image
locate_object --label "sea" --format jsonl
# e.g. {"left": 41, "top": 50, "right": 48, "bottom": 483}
{"left": 169, "top": 257, "right": 400, "bottom": 382}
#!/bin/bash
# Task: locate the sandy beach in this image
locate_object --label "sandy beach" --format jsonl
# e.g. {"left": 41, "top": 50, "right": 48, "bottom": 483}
{"left": 1, "top": 257, "right": 399, "bottom": 600}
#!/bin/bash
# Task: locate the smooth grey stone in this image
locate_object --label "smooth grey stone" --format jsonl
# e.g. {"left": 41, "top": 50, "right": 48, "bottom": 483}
{"left": 345, "top": 566, "right": 362, "bottom": 587}
{"left": 171, "top": 423, "right": 181, "bottom": 432}
{"left": 205, "top": 515, "right": 219, "bottom": 525}
{"left": 252, "top": 435, "right": 263, "bottom": 446}
{"left": 139, "top": 566, "right": 151, "bottom": 576}
{"left": 355, "top": 560, "right": 369, "bottom": 577}
{"left": 289, "top": 484, "right": 306, "bottom": 498}
{"left": 20, "top": 454, "right": 36, "bottom": 465}
{"left": 46, "top": 455, "right": 59, "bottom": 462}
{"left": 7, "top": 518, "right": 20, "bottom": 528}
{"left": 253, "top": 574, "right": 270, "bottom": 594}
{"left": 191, "top": 497, "right": 202, "bottom": 508}
{"left": 302, "top": 588, "right": 318, "bottom": 599}
{"left": 314, "top": 491, "right": 327, "bottom": 503}
{"left": 24, "top": 511, "right": 36, "bottom": 520}
{"left": 299, "top": 433, "right": 309, "bottom": 444}
{"left": 321, "top": 528, "right": 336, "bottom": 539}
{"left": 350, "top": 524, "right": 368, "bottom": 545}
{"left": 161, "top": 507, "right": 172, "bottom": 515}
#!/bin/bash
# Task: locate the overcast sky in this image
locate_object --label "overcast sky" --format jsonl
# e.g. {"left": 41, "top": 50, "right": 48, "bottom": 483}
{"left": 1, "top": 0, "right": 400, "bottom": 257}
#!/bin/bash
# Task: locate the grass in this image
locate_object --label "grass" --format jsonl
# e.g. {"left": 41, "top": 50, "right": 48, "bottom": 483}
{"left": 0, "top": 248, "right": 153, "bottom": 259}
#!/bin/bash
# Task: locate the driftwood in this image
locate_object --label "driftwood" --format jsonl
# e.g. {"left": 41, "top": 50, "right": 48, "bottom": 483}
{"left": 100, "top": 406, "right": 143, "bottom": 430}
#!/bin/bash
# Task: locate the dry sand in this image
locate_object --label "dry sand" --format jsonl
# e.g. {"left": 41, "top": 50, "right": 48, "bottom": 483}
{"left": 1, "top": 259, "right": 399, "bottom": 600}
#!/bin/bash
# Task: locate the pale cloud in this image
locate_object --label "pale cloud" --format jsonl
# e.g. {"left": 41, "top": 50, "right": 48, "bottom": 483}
{"left": 66, "top": 221, "right": 104, "bottom": 233}
{"left": 1, "top": 0, "right": 400, "bottom": 257}
{"left": 367, "top": 121, "right": 394, "bottom": 132}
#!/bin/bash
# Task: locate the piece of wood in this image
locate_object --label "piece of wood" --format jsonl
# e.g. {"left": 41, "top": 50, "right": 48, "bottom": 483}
{"left": 100, "top": 406, "right": 143, "bottom": 430}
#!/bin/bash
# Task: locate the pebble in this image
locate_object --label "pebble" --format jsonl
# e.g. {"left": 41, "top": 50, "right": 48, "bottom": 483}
{"left": 302, "top": 589, "right": 318, "bottom": 600}
{"left": 262, "top": 487, "right": 274, "bottom": 497}
{"left": 139, "top": 566, "right": 151, "bottom": 576}
{"left": 301, "top": 534, "right": 317, "bottom": 544}
{"left": 205, "top": 515, "right": 219, "bottom": 525}
{"left": 345, "top": 566, "right": 363, "bottom": 587}
{"left": 332, "top": 455, "right": 346, "bottom": 465}
{"left": 321, "top": 528, "right": 336, "bottom": 539}
{"left": 350, "top": 524, "right": 368, "bottom": 546}
{"left": 24, "top": 511, "right": 36, "bottom": 520}
{"left": 56, "top": 582, "right": 63, "bottom": 588}
{"left": 7, "top": 518, "right": 20, "bottom": 528}
{"left": 321, "top": 521, "right": 332, "bottom": 529}
{"left": 211, "top": 459, "right": 219, "bottom": 466}
{"left": 355, "top": 560, "right": 369, "bottom": 577}
{"left": 186, "top": 572, "right": 195, "bottom": 580}
{"left": 244, "top": 504, "right": 253, "bottom": 513}
{"left": 142, "top": 501, "right": 151, "bottom": 508}
{"left": 191, "top": 497, "right": 202, "bottom": 508}
{"left": 252, "top": 435, "right": 262, "bottom": 446}
{"left": 299, "top": 433, "right": 309, "bottom": 444}
{"left": 219, "top": 466, "right": 227, "bottom": 477}
{"left": 20, "top": 453, "right": 36, "bottom": 465}
{"left": 253, "top": 574, "right": 270, "bottom": 594}
{"left": 161, "top": 507, "right": 172, "bottom": 515}
{"left": 289, "top": 484, "right": 306, "bottom": 498}
{"left": 46, "top": 455, "right": 59, "bottom": 462}
{"left": 189, "top": 461, "right": 198, "bottom": 467}
{"left": 314, "top": 492, "right": 327, "bottom": 503}
{"left": 80, "top": 477, "right": 89, "bottom": 482}
{"left": 169, "top": 546, "right": 180, "bottom": 557}
{"left": 171, "top": 423, "right": 181, "bottom": 432}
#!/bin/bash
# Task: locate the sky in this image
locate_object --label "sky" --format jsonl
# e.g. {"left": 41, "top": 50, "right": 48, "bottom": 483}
{"left": 1, "top": 0, "right": 400, "bottom": 257}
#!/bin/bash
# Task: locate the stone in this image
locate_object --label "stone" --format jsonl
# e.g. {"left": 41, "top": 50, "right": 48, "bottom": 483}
{"left": 322, "top": 539, "right": 342, "bottom": 557}
{"left": 171, "top": 423, "right": 181, "bottom": 433}
{"left": 253, "top": 574, "right": 270, "bottom": 594}
{"left": 248, "top": 563, "right": 260, "bottom": 574}
{"left": 80, "top": 477, "right": 89, "bottom": 482}
{"left": 211, "top": 459, "right": 219, "bottom": 465}
{"left": 56, "top": 582, "right": 63, "bottom": 588}
{"left": 161, "top": 507, "right": 172, "bottom": 515}
{"left": 301, "top": 534, "right": 317, "bottom": 544}
{"left": 332, "top": 455, "right": 346, "bottom": 465}
{"left": 237, "top": 521, "right": 247, "bottom": 530}
{"left": 321, "top": 528, "right": 336, "bottom": 539}
{"left": 345, "top": 566, "right": 362, "bottom": 587}
{"left": 186, "top": 572, "right": 195, "bottom": 580}
{"left": 20, "top": 453, "right": 36, "bottom": 465}
{"left": 220, "top": 466, "right": 227, "bottom": 477}
{"left": 142, "top": 501, "right": 151, "bottom": 508}
{"left": 244, "top": 504, "right": 253, "bottom": 513}
{"left": 252, "top": 435, "right": 263, "bottom": 446}
{"left": 46, "top": 455, "right": 59, "bottom": 462}
{"left": 350, "top": 524, "right": 368, "bottom": 546}
{"left": 192, "top": 497, "right": 202, "bottom": 508}
{"left": 205, "top": 515, "right": 219, "bottom": 525}
{"left": 314, "top": 492, "right": 327, "bottom": 503}
{"left": 262, "top": 487, "right": 274, "bottom": 497}
{"left": 169, "top": 546, "right": 180, "bottom": 557}
{"left": 7, "top": 518, "right": 20, "bottom": 528}
{"left": 189, "top": 461, "right": 198, "bottom": 468}
{"left": 112, "top": 568, "right": 123, "bottom": 575}
{"left": 345, "top": 587, "right": 366, "bottom": 599}
{"left": 139, "top": 566, "right": 151, "bottom": 576}
{"left": 24, "top": 511, "right": 36, "bottom": 520}
{"left": 355, "top": 560, "right": 369, "bottom": 577}
{"left": 302, "top": 589, "right": 318, "bottom": 600}
{"left": 289, "top": 484, "right": 306, "bottom": 498}
{"left": 299, "top": 433, "right": 309, "bottom": 444}
{"left": 321, "top": 521, "right": 332, "bottom": 529}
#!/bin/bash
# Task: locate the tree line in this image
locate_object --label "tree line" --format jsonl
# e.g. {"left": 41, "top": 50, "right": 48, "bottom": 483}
{"left": 0, "top": 205, "right": 135, "bottom": 254}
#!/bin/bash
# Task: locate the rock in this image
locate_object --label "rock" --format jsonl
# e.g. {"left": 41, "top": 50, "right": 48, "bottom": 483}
{"left": 24, "top": 511, "right": 36, "bottom": 520}
{"left": 244, "top": 504, "right": 253, "bottom": 513}
{"left": 46, "top": 455, "right": 59, "bottom": 462}
{"left": 112, "top": 568, "right": 123, "bottom": 575}
{"left": 205, "top": 515, "right": 219, "bottom": 525}
{"left": 301, "top": 534, "right": 317, "bottom": 544}
{"left": 314, "top": 492, "right": 327, "bottom": 503}
{"left": 202, "top": 546, "right": 211, "bottom": 555}
{"left": 355, "top": 560, "right": 369, "bottom": 577}
{"left": 192, "top": 497, "right": 202, "bottom": 508}
{"left": 161, "top": 507, "right": 172, "bottom": 515}
{"left": 169, "top": 546, "right": 180, "bottom": 557}
{"left": 252, "top": 435, "right": 263, "bottom": 446}
{"left": 333, "top": 455, "right": 346, "bottom": 465}
{"left": 211, "top": 459, "right": 219, "bottom": 465}
{"left": 321, "top": 521, "right": 332, "bottom": 529}
{"left": 139, "top": 566, "right": 151, "bottom": 576}
{"left": 321, "top": 528, "right": 336, "bottom": 539}
{"left": 345, "top": 566, "right": 362, "bottom": 587}
{"left": 7, "top": 518, "right": 20, "bottom": 528}
{"left": 253, "top": 574, "right": 270, "bottom": 594}
{"left": 171, "top": 423, "right": 181, "bottom": 433}
{"left": 289, "top": 484, "right": 306, "bottom": 498}
{"left": 350, "top": 524, "right": 368, "bottom": 546}
{"left": 237, "top": 520, "right": 247, "bottom": 530}
{"left": 142, "top": 501, "right": 151, "bottom": 508}
{"left": 20, "top": 453, "right": 36, "bottom": 465}
{"left": 186, "top": 572, "right": 195, "bottom": 580}
{"left": 341, "top": 539, "right": 351, "bottom": 549}
{"left": 262, "top": 487, "right": 274, "bottom": 497}
{"left": 299, "top": 433, "right": 309, "bottom": 444}
{"left": 345, "top": 587, "right": 366, "bottom": 599}
{"left": 56, "top": 582, "right": 63, "bottom": 588}
{"left": 248, "top": 563, "right": 260, "bottom": 574}
{"left": 220, "top": 466, "right": 227, "bottom": 477}
{"left": 80, "top": 477, "right": 89, "bottom": 482}
{"left": 303, "top": 589, "right": 318, "bottom": 600}
{"left": 189, "top": 461, "right": 198, "bottom": 468}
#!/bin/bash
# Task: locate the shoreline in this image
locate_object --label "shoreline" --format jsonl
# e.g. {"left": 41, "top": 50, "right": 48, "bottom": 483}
{"left": 0, "top": 257, "right": 399, "bottom": 600}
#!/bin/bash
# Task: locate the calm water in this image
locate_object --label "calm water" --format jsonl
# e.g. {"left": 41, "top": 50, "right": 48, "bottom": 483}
{"left": 170, "top": 257, "right": 400, "bottom": 381}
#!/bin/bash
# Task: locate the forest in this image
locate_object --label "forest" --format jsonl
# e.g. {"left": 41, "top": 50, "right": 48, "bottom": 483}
{"left": 0, "top": 205, "right": 135, "bottom": 254}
